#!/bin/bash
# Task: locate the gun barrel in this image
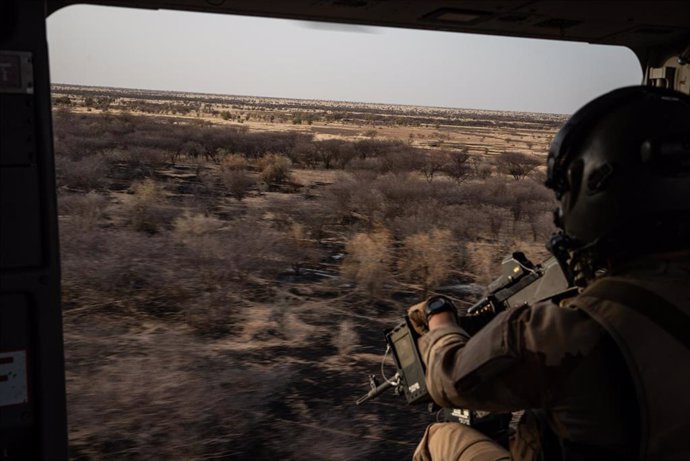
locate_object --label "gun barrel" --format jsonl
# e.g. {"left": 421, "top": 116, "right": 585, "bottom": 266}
{"left": 356, "top": 375, "right": 398, "bottom": 405}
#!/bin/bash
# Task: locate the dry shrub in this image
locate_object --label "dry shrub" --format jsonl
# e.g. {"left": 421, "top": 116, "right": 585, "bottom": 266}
{"left": 526, "top": 210, "right": 555, "bottom": 242}
{"left": 327, "top": 172, "right": 439, "bottom": 226}
{"left": 65, "top": 328, "right": 294, "bottom": 459}
{"left": 326, "top": 174, "right": 357, "bottom": 219}
{"left": 386, "top": 199, "right": 447, "bottom": 240}
{"left": 456, "top": 177, "right": 509, "bottom": 207}
{"left": 348, "top": 149, "right": 423, "bottom": 175}
{"left": 290, "top": 201, "right": 334, "bottom": 244}
{"left": 353, "top": 138, "right": 406, "bottom": 160}
{"left": 195, "top": 169, "right": 220, "bottom": 197}
{"left": 472, "top": 159, "right": 494, "bottom": 179}
{"left": 349, "top": 186, "right": 385, "bottom": 227}
{"left": 174, "top": 217, "right": 298, "bottom": 281}
{"left": 444, "top": 204, "right": 486, "bottom": 242}
{"left": 465, "top": 241, "right": 513, "bottom": 284}
{"left": 530, "top": 167, "right": 547, "bottom": 184}
{"left": 55, "top": 154, "right": 109, "bottom": 190}
{"left": 172, "top": 213, "right": 227, "bottom": 264}
{"left": 325, "top": 172, "right": 383, "bottom": 224}
{"left": 285, "top": 222, "right": 320, "bottom": 272}
{"left": 332, "top": 319, "right": 359, "bottom": 356}
{"left": 376, "top": 147, "right": 424, "bottom": 174}
{"left": 58, "top": 191, "right": 108, "bottom": 229}
{"left": 398, "top": 228, "right": 454, "bottom": 296}
{"left": 53, "top": 136, "right": 89, "bottom": 161}
{"left": 290, "top": 222, "right": 307, "bottom": 241}
{"left": 258, "top": 154, "right": 292, "bottom": 186}
{"left": 325, "top": 174, "right": 357, "bottom": 218}
{"left": 222, "top": 169, "right": 255, "bottom": 201}
{"left": 106, "top": 146, "right": 167, "bottom": 168}
{"left": 346, "top": 156, "right": 386, "bottom": 172}
{"left": 51, "top": 110, "right": 310, "bottom": 166}
{"left": 503, "top": 178, "right": 553, "bottom": 223}
{"left": 180, "top": 140, "right": 206, "bottom": 159}
{"left": 173, "top": 212, "right": 224, "bottom": 240}
{"left": 447, "top": 177, "right": 553, "bottom": 241}
{"left": 59, "top": 223, "right": 192, "bottom": 318}
{"left": 342, "top": 229, "right": 392, "bottom": 297}
{"left": 60, "top": 216, "right": 295, "bottom": 321}
{"left": 220, "top": 153, "right": 248, "bottom": 171}
{"left": 221, "top": 221, "right": 291, "bottom": 277}
{"left": 184, "top": 292, "right": 242, "bottom": 338}
{"left": 125, "top": 179, "right": 174, "bottom": 233}
{"left": 484, "top": 205, "right": 507, "bottom": 240}
{"left": 327, "top": 171, "right": 484, "bottom": 236}
{"left": 376, "top": 173, "right": 433, "bottom": 220}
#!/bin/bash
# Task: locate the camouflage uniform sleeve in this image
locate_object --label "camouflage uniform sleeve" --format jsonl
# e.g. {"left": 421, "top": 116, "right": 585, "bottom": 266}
{"left": 418, "top": 300, "right": 607, "bottom": 412}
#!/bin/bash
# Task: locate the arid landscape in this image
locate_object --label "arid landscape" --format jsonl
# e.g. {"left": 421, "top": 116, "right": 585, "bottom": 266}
{"left": 53, "top": 84, "right": 566, "bottom": 460}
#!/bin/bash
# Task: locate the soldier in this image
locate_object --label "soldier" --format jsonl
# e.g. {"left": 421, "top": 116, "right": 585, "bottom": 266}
{"left": 408, "top": 86, "right": 690, "bottom": 461}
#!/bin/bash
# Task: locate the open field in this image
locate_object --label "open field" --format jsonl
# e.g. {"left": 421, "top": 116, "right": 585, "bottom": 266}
{"left": 52, "top": 84, "right": 564, "bottom": 155}
{"left": 54, "top": 85, "right": 564, "bottom": 460}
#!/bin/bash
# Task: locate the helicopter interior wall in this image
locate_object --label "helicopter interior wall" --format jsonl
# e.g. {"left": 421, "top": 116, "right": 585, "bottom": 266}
{"left": 0, "top": 2, "right": 67, "bottom": 459}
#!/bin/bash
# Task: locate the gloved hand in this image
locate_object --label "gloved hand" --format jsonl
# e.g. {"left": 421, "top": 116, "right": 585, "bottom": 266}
{"left": 408, "top": 297, "right": 458, "bottom": 336}
{"left": 407, "top": 300, "right": 430, "bottom": 336}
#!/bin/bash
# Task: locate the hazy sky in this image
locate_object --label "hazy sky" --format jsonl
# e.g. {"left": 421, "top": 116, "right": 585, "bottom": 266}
{"left": 47, "top": 5, "right": 642, "bottom": 114}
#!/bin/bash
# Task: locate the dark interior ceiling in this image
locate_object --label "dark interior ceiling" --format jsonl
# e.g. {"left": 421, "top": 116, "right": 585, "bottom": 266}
{"left": 48, "top": 0, "right": 690, "bottom": 58}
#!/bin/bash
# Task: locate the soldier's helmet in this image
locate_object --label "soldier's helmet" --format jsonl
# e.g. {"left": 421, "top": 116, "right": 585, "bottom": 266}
{"left": 544, "top": 86, "right": 690, "bottom": 278}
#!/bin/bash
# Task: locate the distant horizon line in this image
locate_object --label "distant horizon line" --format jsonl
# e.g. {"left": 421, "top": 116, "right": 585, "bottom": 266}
{"left": 51, "top": 82, "right": 570, "bottom": 117}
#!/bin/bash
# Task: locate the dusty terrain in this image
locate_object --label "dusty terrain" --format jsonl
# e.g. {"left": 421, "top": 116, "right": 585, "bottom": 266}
{"left": 53, "top": 85, "right": 564, "bottom": 460}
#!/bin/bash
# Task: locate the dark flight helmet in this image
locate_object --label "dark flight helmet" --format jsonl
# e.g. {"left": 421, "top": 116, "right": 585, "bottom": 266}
{"left": 545, "top": 86, "right": 690, "bottom": 271}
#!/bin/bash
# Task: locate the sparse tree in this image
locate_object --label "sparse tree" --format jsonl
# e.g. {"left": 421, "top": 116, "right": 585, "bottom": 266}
{"left": 444, "top": 150, "right": 472, "bottom": 183}
{"left": 315, "top": 140, "right": 351, "bottom": 169}
{"left": 398, "top": 228, "right": 454, "bottom": 297}
{"left": 342, "top": 229, "right": 392, "bottom": 298}
{"left": 419, "top": 150, "right": 449, "bottom": 183}
{"left": 497, "top": 151, "right": 541, "bottom": 181}
{"left": 290, "top": 141, "right": 319, "bottom": 168}
{"left": 315, "top": 141, "right": 335, "bottom": 169}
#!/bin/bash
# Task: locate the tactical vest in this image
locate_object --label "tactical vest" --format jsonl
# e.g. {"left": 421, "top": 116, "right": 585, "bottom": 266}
{"left": 574, "top": 275, "right": 690, "bottom": 461}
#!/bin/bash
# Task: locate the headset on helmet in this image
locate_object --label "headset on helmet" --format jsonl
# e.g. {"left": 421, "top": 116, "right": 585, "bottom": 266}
{"left": 544, "top": 86, "right": 690, "bottom": 283}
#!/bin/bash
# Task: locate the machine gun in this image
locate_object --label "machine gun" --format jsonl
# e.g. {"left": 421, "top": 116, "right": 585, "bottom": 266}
{"left": 356, "top": 252, "right": 577, "bottom": 439}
